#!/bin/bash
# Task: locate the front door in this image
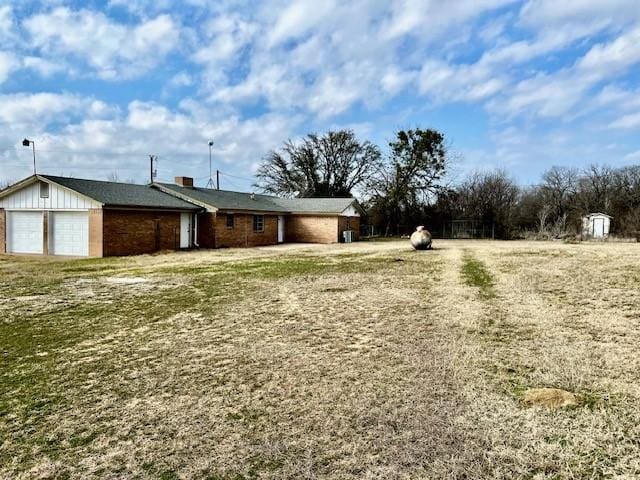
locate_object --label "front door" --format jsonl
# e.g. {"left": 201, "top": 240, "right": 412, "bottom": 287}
{"left": 277, "top": 215, "right": 285, "bottom": 243}
{"left": 180, "top": 213, "right": 191, "bottom": 248}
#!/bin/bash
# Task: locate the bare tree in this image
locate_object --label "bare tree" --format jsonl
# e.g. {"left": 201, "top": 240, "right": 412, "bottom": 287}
{"left": 537, "top": 204, "right": 552, "bottom": 238}
{"left": 540, "top": 166, "right": 579, "bottom": 218}
{"left": 106, "top": 172, "right": 138, "bottom": 184}
{"left": 577, "top": 165, "right": 615, "bottom": 214}
{"left": 255, "top": 130, "right": 381, "bottom": 198}
{"left": 456, "top": 170, "right": 519, "bottom": 239}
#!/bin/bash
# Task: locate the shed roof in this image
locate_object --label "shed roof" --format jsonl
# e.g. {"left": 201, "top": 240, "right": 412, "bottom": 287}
{"left": 40, "top": 175, "right": 201, "bottom": 210}
{"left": 155, "top": 183, "right": 359, "bottom": 214}
{"left": 585, "top": 212, "right": 613, "bottom": 218}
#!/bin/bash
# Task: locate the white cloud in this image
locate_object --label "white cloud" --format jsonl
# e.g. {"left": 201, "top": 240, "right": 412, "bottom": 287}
{"left": 0, "top": 92, "right": 89, "bottom": 124}
{"left": 610, "top": 112, "right": 640, "bottom": 130}
{"left": 576, "top": 27, "right": 640, "bottom": 81}
{"left": 308, "top": 70, "right": 365, "bottom": 117}
{"left": 22, "top": 56, "right": 66, "bottom": 77}
{"left": 193, "top": 15, "right": 256, "bottom": 67}
{"left": 168, "top": 72, "right": 193, "bottom": 88}
{"left": 624, "top": 149, "right": 640, "bottom": 161}
{"left": 419, "top": 60, "right": 506, "bottom": 102}
{"left": 381, "top": 68, "right": 417, "bottom": 95}
{"left": 488, "top": 26, "right": 640, "bottom": 119}
{"left": 200, "top": 0, "right": 520, "bottom": 117}
{"left": 384, "top": 0, "right": 516, "bottom": 40}
{"left": 593, "top": 85, "right": 640, "bottom": 111}
{"left": 0, "top": 51, "right": 17, "bottom": 83}
{"left": 0, "top": 5, "right": 14, "bottom": 40}
{"left": 520, "top": 0, "right": 640, "bottom": 30}
{"left": 0, "top": 92, "right": 301, "bottom": 184}
{"left": 478, "top": 14, "right": 510, "bottom": 43}
{"left": 267, "top": 0, "right": 337, "bottom": 46}
{"left": 24, "top": 8, "right": 180, "bottom": 79}
{"left": 107, "top": 0, "right": 174, "bottom": 15}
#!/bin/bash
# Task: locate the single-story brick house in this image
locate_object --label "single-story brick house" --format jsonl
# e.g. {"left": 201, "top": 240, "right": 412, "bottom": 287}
{"left": 0, "top": 174, "right": 361, "bottom": 257}
{"left": 154, "top": 176, "right": 361, "bottom": 249}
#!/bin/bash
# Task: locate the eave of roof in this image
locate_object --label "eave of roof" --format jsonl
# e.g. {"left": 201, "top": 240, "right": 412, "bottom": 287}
{"left": 0, "top": 175, "right": 42, "bottom": 199}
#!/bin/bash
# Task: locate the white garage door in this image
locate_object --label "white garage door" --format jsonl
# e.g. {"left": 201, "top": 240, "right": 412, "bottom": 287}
{"left": 7, "top": 211, "right": 44, "bottom": 254}
{"left": 51, "top": 212, "right": 89, "bottom": 256}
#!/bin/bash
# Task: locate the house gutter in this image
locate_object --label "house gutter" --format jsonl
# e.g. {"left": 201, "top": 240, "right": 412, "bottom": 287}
{"left": 194, "top": 213, "right": 199, "bottom": 247}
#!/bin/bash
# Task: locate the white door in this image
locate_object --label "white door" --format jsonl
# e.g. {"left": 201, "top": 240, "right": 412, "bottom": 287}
{"left": 593, "top": 218, "right": 604, "bottom": 238}
{"left": 180, "top": 213, "right": 191, "bottom": 248}
{"left": 277, "top": 215, "right": 285, "bottom": 243}
{"left": 7, "top": 211, "right": 43, "bottom": 254}
{"left": 51, "top": 212, "right": 89, "bottom": 256}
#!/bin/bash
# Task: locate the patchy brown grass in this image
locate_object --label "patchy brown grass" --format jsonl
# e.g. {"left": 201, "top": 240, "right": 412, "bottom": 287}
{"left": 1, "top": 240, "right": 639, "bottom": 479}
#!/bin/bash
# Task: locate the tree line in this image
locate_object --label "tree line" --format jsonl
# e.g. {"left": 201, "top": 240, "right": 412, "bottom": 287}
{"left": 428, "top": 166, "right": 640, "bottom": 239}
{"left": 255, "top": 128, "right": 640, "bottom": 239}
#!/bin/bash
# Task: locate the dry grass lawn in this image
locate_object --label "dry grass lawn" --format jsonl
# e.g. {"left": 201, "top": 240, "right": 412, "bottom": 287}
{"left": 1, "top": 240, "right": 639, "bottom": 479}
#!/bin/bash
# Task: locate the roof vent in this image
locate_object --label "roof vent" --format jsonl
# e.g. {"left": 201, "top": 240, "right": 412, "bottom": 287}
{"left": 175, "top": 176, "right": 193, "bottom": 187}
{"left": 250, "top": 192, "right": 255, "bottom": 200}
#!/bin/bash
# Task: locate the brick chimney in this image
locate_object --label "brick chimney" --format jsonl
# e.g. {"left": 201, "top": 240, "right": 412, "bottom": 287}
{"left": 174, "top": 176, "right": 193, "bottom": 187}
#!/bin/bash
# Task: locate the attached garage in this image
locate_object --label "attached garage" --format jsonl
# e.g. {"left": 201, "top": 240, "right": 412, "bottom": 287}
{"left": 7, "top": 211, "right": 43, "bottom": 254}
{"left": 50, "top": 211, "right": 89, "bottom": 256}
{"left": 0, "top": 175, "right": 202, "bottom": 257}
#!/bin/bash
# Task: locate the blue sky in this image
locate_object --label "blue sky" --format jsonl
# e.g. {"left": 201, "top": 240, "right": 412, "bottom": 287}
{"left": 1, "top": 0, "right": 640, "bottom": 190}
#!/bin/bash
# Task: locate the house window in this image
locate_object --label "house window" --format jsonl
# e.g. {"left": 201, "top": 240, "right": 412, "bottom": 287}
{"left": 39, "top": 181, "right": 49, "bottom": 198}
{"left": 253, "top": 215, "right": 264, "bottom": 233}
{"left": 226, "top": 213, "right": 234, "bottom": 229}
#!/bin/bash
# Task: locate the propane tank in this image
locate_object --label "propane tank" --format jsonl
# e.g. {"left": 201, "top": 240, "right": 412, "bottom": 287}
{"left": 410, "top": 226, "right": 432, "bottom": 250}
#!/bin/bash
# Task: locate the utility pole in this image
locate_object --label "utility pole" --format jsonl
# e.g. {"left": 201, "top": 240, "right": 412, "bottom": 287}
{"left": 149, "top": 155, "right": 157, "bottom": 183}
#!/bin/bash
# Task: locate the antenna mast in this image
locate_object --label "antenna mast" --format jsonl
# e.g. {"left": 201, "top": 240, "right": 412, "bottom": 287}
{"left": 149, "top": 155, "right": 157, "bottom": 183}
{"left": 206, "top": 141, "right": 215, "bottom": 189}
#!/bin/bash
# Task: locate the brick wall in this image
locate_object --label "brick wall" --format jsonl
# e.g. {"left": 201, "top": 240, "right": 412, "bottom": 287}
{"left": 196, "top": 212, "right": 216, "bottom": 248}
{"left": 102, "top": 209, "right": 181, "bottom": 257}
{"left": 215, "top": 212, "right": 278, "bottom": 248}
{"left": 285, "top": 215, "right": 339, "bottom": 243}
{"left": 88, "top": 209, "right": 103, "bottom": 257}
{"left": 0, "top": 209, "right": 5, "bottom": 254}
{"left": 338, "top": 216, "right": 361, "bottom": 241}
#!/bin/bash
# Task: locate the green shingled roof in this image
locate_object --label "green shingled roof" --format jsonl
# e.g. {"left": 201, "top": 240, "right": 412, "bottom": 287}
{"left": 271, "top": 197, "right": 359, "bottom": 214}
{"left": 155, "top": 183, "right": 358, "bottom": 214}
{"left": 41, "top": 175, "right": 201, "bottom": 210}
{"left": 156, "top": 183, "right": 289, "bottom": 212}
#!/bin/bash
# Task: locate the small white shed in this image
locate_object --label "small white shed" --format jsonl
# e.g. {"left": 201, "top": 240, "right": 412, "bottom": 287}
{"left": 582, "top": 213, "right": 612, "bottom": 239}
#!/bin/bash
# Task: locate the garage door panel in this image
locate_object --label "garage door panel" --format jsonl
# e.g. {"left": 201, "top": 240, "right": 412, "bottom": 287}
{"left": 8, "top": 212, "right": 43, "bottom": 254}
{"left": 51, "top": 212, "right": 89, "bottom": 256}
